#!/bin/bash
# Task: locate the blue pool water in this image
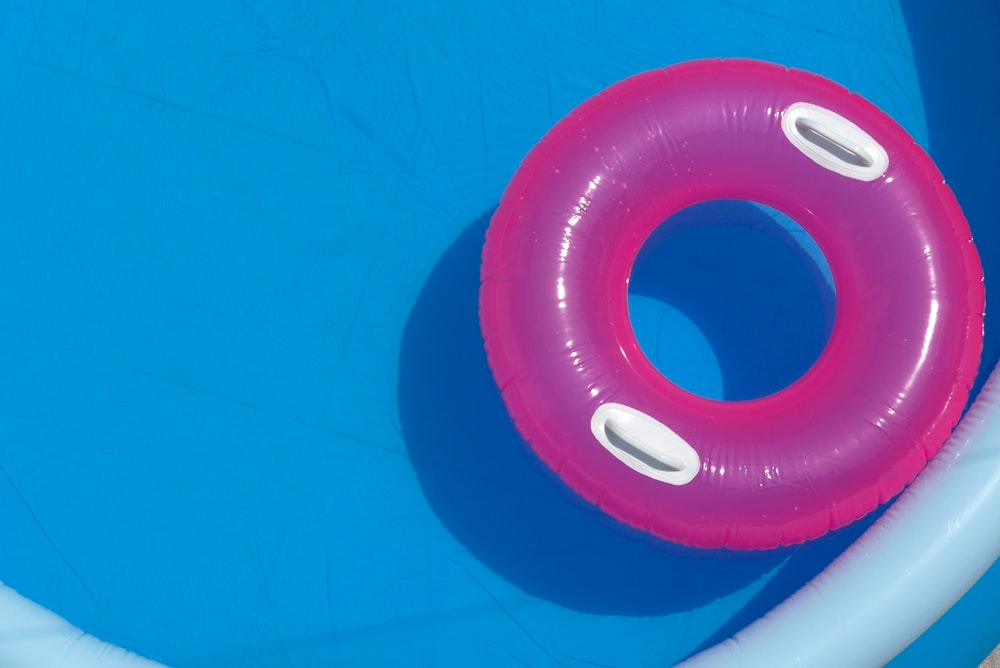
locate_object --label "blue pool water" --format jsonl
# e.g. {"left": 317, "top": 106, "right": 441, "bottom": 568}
{"left": 1, "top": 1, "right": 998, "bottom": 666}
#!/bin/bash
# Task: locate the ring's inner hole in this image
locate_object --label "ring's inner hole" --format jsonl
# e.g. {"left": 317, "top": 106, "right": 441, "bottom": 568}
{"left": 627, "top": 199, "right": 836, "bottom": 401}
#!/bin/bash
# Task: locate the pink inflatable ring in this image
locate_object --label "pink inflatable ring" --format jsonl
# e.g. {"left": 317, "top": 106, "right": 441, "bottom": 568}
{"left": 479, "top": 59, "right": 985, "bottom": 550}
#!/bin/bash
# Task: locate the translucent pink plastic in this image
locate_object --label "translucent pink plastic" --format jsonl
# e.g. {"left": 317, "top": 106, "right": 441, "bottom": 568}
{"left": 479, "top": 59, "right": 985, "bottom": 550}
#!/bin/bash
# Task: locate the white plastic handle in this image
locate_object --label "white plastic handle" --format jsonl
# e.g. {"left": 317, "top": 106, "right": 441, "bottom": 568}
{"left": 590, "top": 403, "right": 700, "bottom": 485}
{"left": 781, "top": 102, "right": 889, "bottom": 181}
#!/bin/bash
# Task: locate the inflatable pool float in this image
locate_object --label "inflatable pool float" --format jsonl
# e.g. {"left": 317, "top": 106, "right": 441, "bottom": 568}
{"left": 479, "top": 59, "right": 985, "bottom": 550}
